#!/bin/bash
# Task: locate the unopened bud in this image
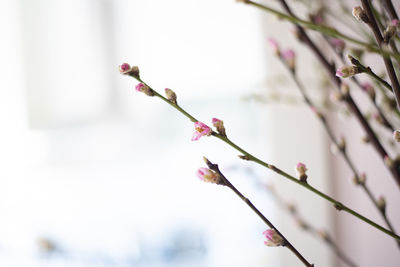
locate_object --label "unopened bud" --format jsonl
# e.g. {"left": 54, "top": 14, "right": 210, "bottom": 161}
{"left": 383, "top": 25, "right": 397, "bottom": 43}
{"left": 165, "top": 88, "right": 177, "bottom": 104}
{"left": 212, "top": 118, "right": 226, "bottom": 136}
{"left": 393, "top": 130, "right": 400, "bottom": 142}
{"left": 295, "top": 162, "right": 308, "bottom": 182}
{"left": 281, "top": 49, "right": 296, "bottom": 71}
{"left": 336, "top": 66, "right": 360, "bottom": 78}
{"left": 361, "top": 83, "right": 376, "bottom": 100}
{"left": 361, "top": 136, "right": 370, "bottom": 144}
{"left": 197, "top": 167, "right": 221, "bottom": 184}
{"left": 384, "top": 155, "right": 394, "bottom": 167}
{"left": 119, "top": 63, "right": 140, "bottom": 78}
{"left": 135, "top": 83, "right": 154, "bottom": 96}
{"left": 263, "top": 229, "right": 284, "bottom": 247}
{"left": 353, "top": 173, "right": 366, "bottom": 185}
{"left": 377, "top": 196, "right": 386, "bottom": 212}
{"left": 352, "top": 6, "right": 369, "bottom": 23}
{"left": 268, "top": 38, "right": 280, "bottom": 56}
{"left": 337, "top": 135, "right": 346, "bottom": 151}
{"left": 329, "top": 38, "right": 346, "bottom": 54}
{"left": 340, "top": 83, "right": 350, "bottom": 97}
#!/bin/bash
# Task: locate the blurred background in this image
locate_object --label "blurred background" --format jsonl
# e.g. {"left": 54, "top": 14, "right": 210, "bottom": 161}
{"left": 0, "top": 0, "right": 399, "bottom": 266}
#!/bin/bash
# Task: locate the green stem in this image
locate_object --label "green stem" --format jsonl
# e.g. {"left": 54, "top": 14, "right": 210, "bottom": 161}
{"left": 243, "top": 0, "right": 400, "bottom": 61}
{"left": 128, "top": 75, "right": 400, "bottom": 241}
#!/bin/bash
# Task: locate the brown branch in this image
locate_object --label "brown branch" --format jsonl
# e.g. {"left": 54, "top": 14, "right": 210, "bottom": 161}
{"left": 279, "top": 58, "right": 400, "bottom": 248}
{"left": 273, "top": 0, "right": 400, "bottom": 189}
{"left": 266, "top": 185, "right": 359, "bottom": 267}
{"left": 383, "top": 0, "right": 399, "bottom": 20}
{"left": 361, "top": 0, "right": 400, "bottom": 112}
{"left": 204, "top": 158, "right": 314, "bottom": 267}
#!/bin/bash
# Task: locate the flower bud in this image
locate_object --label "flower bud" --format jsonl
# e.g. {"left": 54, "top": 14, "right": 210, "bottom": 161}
{"left": 337, "top": 135, "right": 346, "bottom": 151}
{"left": 268, "top": 38, "right": 280, "bottom": 56}
{"left": 192, "top": 121, "right": 212, "bottom": 141}
{"left": 165, "top": 88, "right": 177, "bottom": 104}
{"left": 295, "top": 162, "right": 308, "bottom": 182}
{"left": 383, "top": 25, "right": 397, "bottom": 43}
{"left": 340, "top": 83, "right": 350, "bottom": 97}
{"left": 361, "top": 135, "right": 370, "bottom": 144}
{"left": 197, "top": 167, "right": 221, "bottom": 184}
{"left": 135, "top": 83, "right": 154, "bottom": 96}
{"left": 352, "top": 6, "right": 369, "bottom": 23}
{"left": 361, "top": 83, "right": 376, "bottom": 100}
{"left": 384, "top": 155, "right": 394, "bottom": 167}
{"left": 353, "top": 172, "right": 366, "bottom": 185}
{"left": 281, "top": 49, "right": 296, "bottom": 71}
{"left": 263, "top": 229, "right": 284, "bottom": 247}
{"left": 211, "top": 118, "right": 226, "bottom": 136}
{"left": 336, "top": 66, "right": 360, "bottom": 78}
{"left": 329, "top": 38, "right": 346, "bottom": 54}
{"left": 119, "top": 63, "right": 140, "bottom": 78}
{"left": 393, "top": 130, "right": 400, "bottom": 142}
{"left": 377, "top": 196, "right": 386, "bottom": 212}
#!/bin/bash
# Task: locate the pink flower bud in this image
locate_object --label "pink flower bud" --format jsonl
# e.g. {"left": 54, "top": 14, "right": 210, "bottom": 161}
{"left": 196, "top": 167, "right": 220, "bottom": 184}
{"left": 281, "top": 49, "right": 296, "bottom": 70}
{"left": 119, "top": 63, "right": 131, "bottom": 73}
{"left": 212, "top": 118, "right": 226, "bottom": 136}
{"left": 392, "top": 19, "right": 399, "bottom": 27}
{"left": 361, "top": 83, "right": 376, "bottom": 100}
{"left": 135, "top": 83, "right": 154, "bottom": 96}
{"left": 119, "top": 63, "right": 140, "bottom": 78}
{"left": 192, "top": 121, "right": 212, "bottom": 141}
{"left": 268, "top": 38, "right": 280, "bottom": 55}
{"left": 296, "top": 162, "right": 308, "bottom": 182}
{"left": 336, "top": 66, "right": 360, "bottom": 78}
{"left": 329, "top": 38, "right": 345, "bottom": 53}
{"left": 263, "top": 229, "right": 284, "bottom": 247}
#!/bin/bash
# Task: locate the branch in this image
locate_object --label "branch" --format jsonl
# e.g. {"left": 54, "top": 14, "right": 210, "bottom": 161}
{"left": 361, "top": 0, "right": 400, "bottom": 112}
{"left": 119, "top": 67, "right": 400, "bottom": 241}
{"left": 203, "top": 158, "right": 314, "bottom": 267}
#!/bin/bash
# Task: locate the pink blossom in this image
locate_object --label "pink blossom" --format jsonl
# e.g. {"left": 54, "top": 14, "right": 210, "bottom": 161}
{"left": 192, "top": 121, "right": 212, "bottom": 141}
{"left": 119, "top": 63, "right": 131, "bottom": 73}
{"left": 263, "top": 229, "right": 283, "bottom": 247}
{"left": 392, "top": 19, "right": 399, "bottom": 27}
{"left": 135, "top": 83, "right": 146, "bottom": 92}
{"left": 196, "top": 167, "right": 220, "bottom": 184}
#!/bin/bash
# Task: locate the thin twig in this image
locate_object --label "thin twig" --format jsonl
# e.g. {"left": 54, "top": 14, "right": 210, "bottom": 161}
{"left": 361, "top": 0, "right": 400, "bottom": 112}
{"left": 278, "top": 57, "right": 399, "bottom": 247}
{"left": 258, "top": 0, "right": 400, "bottom": 189}
{"left": 266, "top": 184, "right": 358, "bottom": 267}
{"left": 121, "top": 72, "right": 400, "bottom": 241}
{"left": 204, "top": 158, "right": 314, "bottom": 267}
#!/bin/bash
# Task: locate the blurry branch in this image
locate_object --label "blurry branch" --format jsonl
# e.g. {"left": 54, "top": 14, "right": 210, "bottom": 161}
{"left": 265, "top": 184, "right": 358, "bottom": 267}
{"left": 241, "top": 0, "right": 400, "bottom": 189}
{"left": 361, "top": 0, "right": 400, "bottom": 112}
{"left": 275, "top": 51, "right": 400, "bottom": 248}
{"left": 202, "top": 157, "right": 314, "bottom": 267}
{"left": 241, "top": 1, "right": 400, "bottom": 60}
